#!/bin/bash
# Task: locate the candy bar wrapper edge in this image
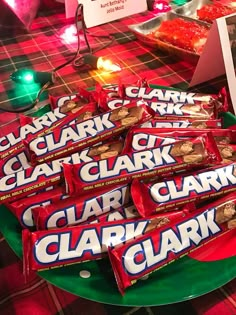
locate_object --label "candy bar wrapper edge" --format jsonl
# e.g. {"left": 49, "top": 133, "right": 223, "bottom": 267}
{"left": 22, "top": 210, "right": 188, "bottom": 275}
{"left": 63, "top": 133, "right": 222, "bottom": 195}
{"left": 108, "top": 192, "right": 236, "bottom": 295}
{"left": 49, "top": 87, "right": 96, "bottom": 110}
{"left": 0, "top": 138, "right": 124, "bottom": 204}
{"left": 132, "top": 162, "right": 236, "bottom": 217}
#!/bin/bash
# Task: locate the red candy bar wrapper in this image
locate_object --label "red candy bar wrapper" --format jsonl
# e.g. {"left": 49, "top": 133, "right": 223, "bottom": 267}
{"left": 90, "top": 204, "right": 139, "bottom": 224}
{"left": 0, "top": 101, "right": 96, "bottom": 160}
{"left": 0, "top": 151, "right": 93, "bottom": 204}
{"left": 0, "top": 139, "right": 124, "bottom": 204}
{"left": 0, "top": 103, "right": 97, "bottom": 176}
{"left": 8, "top": 186, "right": 69, "bottom": 229}
{"left": 64, "top": 133, "right": 221, "bottom": 194}
{"left": 98, "top": 85, "right": 227, "bottom": 120}
{"left": 141, "top": 119, "right": 222, "bottom": 129}
{"left": 132, "top": 162, "right": 236, "bottom": 216}
{"left": 32, "top": 183, "right": 131, "bottom": 230}
{"left": 108, "top": 192, "right": 236, "bottom": 295}
{"left": 23, "top": 210, "right": 188, "bottom": 273}
{"left": 26, "top": 102, "right": 99, "bottom": 143}
{"left": 91, "top": 205, "right": 192, "bottom": 225}
{"left": 123, "top": 128, "right": 235, "bottom": 153}
{"left": 49, "top": 87, "right": 96, "bottom": 110}
{"left": 25, "top": 102, "right": 154, "bottom": 165}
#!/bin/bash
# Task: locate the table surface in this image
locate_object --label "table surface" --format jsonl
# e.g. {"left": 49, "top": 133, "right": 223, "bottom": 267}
{"left": 0, "top": 5, "right": 235, "bottom": 315}
{"left": 0, "top": 5, "right": 227, "bottom": 134}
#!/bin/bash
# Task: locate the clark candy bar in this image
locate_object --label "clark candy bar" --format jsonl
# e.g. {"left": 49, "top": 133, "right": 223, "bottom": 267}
{"left": 0, "top": 139, "right": 125, "bottom": 204}
{"left": 64, "top": 133, "right": 221, "bottom": 194}
{"left": 49, "top": 87, "right": 95, "bottom": 110}
{"left": 141, "top": 119, "right": 222, "bottom": 129}
{"left": 108, "top": 192, "right": 236, "bottom": 295}
{"left": 0, "top": 151, "right": 94, "bottom": 204}
{"left": 25, "top": 102, "right": 154, "bottom": 165}
{"left": 8, "top": 186, "right": 69, "bottom": 229}
{"left": 0, "top": 101, "right": 96, "bottom": 160}
{"left": 23, "top": 210, "right": 188, "bottom": 273}
{"left": 132, "top": 162, "right": 236, "bottom": 216}
{"left": 32, "top": 183, "right": 131, "bottom": 230}
{"left": 98, "top": 85, "right": 227, "bottom": 120}
{"left": 123, "top": 128, "right": 235, "bottom": 153}
{"left": 26, "top": 103, "right": 98, "bottom": 138}
{"left": 0, "top": 103, "right": 98, "bottom": 177}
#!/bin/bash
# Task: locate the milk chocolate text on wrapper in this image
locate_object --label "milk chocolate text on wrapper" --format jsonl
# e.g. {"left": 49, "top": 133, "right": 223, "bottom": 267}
{"left": 108, "top": 193, "right": 236, "bottom": 294}
{"left": 63, "top": 134, "right": 221, "bottom": 194}
{"left": 132, "top": 163, "right": 236, "bottom": 216}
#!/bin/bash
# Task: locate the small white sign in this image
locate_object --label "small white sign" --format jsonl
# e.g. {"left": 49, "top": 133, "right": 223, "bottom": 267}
{"left": 65, "top": 0, "right": 147, "bottom": 27}
{"left": 190, "top": 13, "right": 236, "bottom": 114}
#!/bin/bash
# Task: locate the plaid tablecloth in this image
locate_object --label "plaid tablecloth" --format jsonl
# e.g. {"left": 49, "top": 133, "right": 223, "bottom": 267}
{"left": 0, "top": 4, "right": 235, "bottom": 315}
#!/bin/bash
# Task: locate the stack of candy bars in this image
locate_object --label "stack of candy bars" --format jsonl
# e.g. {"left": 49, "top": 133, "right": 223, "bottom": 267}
{"left": 2, "top": 82, "right": 236, "bottom": 295}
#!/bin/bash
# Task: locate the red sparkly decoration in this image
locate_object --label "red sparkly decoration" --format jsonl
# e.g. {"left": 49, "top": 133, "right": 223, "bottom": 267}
{"left": 197, "top": 3, "right": 236, "bottom": 23}
{"left": 153, "top": 0, "right": 171, "bottom": 13}
{"left": 153, "top": 18, "right": 209, "bottom": 54}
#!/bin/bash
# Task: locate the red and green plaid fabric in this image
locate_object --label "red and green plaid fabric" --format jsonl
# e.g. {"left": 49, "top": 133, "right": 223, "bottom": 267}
{"left": 0, "top": 4, "right": 234, "bottom": 315}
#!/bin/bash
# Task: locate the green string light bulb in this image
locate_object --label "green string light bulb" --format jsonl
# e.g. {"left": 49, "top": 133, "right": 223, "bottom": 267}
{"left": 171, "top": 0, "right": 188, "bottom": 6}
{"left": 10, "top": 69, "right": 54, "bottom": 85}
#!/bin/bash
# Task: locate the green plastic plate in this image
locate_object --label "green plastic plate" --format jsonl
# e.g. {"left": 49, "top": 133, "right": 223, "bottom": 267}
{"left": 0, "top": 204, "right": 235, "bottom": 306}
